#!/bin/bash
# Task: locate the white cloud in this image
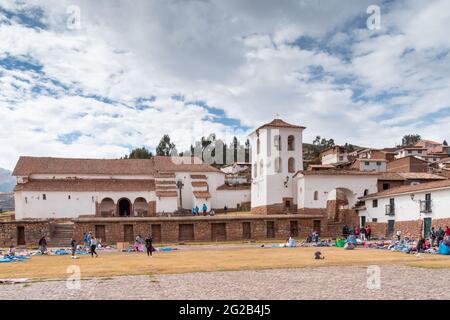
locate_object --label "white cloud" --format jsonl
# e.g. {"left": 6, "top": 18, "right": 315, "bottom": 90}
{"left": 0, "top": 0, "right": 450, "bottom": 169}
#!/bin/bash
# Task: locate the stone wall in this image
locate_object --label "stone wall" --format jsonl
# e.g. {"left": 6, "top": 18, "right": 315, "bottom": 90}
{"left": 0, "top": 220, "right": 50, "bottom": 247}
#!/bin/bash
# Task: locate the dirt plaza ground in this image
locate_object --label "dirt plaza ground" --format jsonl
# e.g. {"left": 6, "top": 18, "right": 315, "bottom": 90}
{"left": 1, "top": 244, "right": 450, "bottom": 299}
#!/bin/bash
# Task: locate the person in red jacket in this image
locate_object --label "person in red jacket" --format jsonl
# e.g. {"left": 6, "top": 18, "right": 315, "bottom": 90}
{"left": 366, "top": 225, "right": 372, "bottom": 241}
{"left": 445, "top": 226, "right": 450, "bottom": 237}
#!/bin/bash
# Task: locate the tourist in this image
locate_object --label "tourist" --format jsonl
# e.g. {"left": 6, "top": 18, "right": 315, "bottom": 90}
{"left": 342, "top": 225, "right": 349, "bottom": 239}
{"left": 70, "top": 238, "right": 77, "bottom": 258}
{"left": 445, "top": 226, "right": 450, "bottom": 237}
{"left": 209, "top": 209, "right": 215, "bottom": 216}
{"left": 89, "top": 236, "right": 99, "bottom": 258}
{"left": 436, "top": 227, "right": 444, "bottom": 245}
{"left": 366, "top": 225, "right": 372, "bottom": 241}
{"left": 396, "top": 229, "right": 402, "bottom": 241}
{"left": 134, "top": 235, "right": 143, "bottom": 252}
{"left": 359, "top": 226, "right": 366, "bottom": 241}
{"left": 202, "top": 203, "right": 208, "bottom": 215}
{"left": 224, "top": 205, "right": 228, "bottom": 214}
{"left": 416, "top": 237, "right": 426, "bottom": 253}
{"left": 430, "top": 227, "right": 436, "bottom": 247}
{"left": 82, "top": 232, "right": 89, "bottom": 247}
{"left": 38, "top": 236, "right": 47, "bottom": 255}
{"left": 145, "top": 235, "right": 153, "bottom": 257}
{"left": 314, "top": 251, "right": 324, "bottom": 259}
{"left": 194, "top": 205, "right": 199, "bottom": 215}
{"left": 313, "top": 229, "right": 320, "bottom": 243}
{"left": 355, "top": 227, "right": 360, "bottom": 238}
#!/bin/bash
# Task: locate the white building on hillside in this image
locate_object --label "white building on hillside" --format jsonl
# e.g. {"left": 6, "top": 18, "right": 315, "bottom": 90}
{"left": 359, "top": 179, "right": 450, "bottom": 238}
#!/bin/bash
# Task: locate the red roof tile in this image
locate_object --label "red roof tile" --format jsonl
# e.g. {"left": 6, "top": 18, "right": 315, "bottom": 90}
{"left": 14, "top": 179, "right": 155, "bottom": 192}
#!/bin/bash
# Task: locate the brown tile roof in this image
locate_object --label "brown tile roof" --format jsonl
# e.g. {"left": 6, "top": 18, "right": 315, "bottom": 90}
{"left": 155, "top": 185, "right": 177, "bottom": 191}
{"left": 12, "top": 156, "right": 156, "bottom": 176}
{"left": 14, "top": 179, "right": 155, "bottom": 192}
{"left": 379, "top": 172, "right": 446, "bottom": 181}
{"left": 190, "top": 174, "right": 207, "bottom": 179}
{"left": 153, "top": 156, "right": 223, "bottom": 174}
{"left": 295, "top": 170, "right": 380, "bottom": 177}
{"left": 361, "top": 178, "right": 450, "bottom": 199}
{"left": 155, "top": 180, "right": 176, "bottom": 185}
{"left": 155, "top": 172, "right": 176, "bottom": 178}
{"left": 251, "top": 118, "right": 305, "bottom": 134}
{"left": 155, "top": 191, "right": 178, "bottom": 197}
{"left": 193, "top": 191, "right": 211, "bottom": 199}
{"left": 12, "top": 156, "right": 223, "bottom": 176}
{"left": 216, "top": 184, "right": 251, "bottom": 190}
{"left": 191, "top": 181, "right": 208, "bottom": 187}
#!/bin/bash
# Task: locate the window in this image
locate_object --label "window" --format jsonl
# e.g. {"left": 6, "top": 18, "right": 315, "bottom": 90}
{"left": 259, "top": 160, "right": 264, "bottom": 176}
{"left": 376, "top": 161, "right": 381, "bottom": 166}
{"left": 382, "top": 183, "right": 390, "bottom": 190}
{"left": 287, "top": 135, "right": 295, "bottom": 151}
{"left": 364, "top": 189, "right": 369, "bottom": 196}
{"left": 257, "top": 138, "right": 260, "bottom": 154}
{"left": 42, "top": 194, "right": 46, "bottom": 200}
{"left": 274, "top": 157, "right": 282, "bottom": 173}
{"left": 68, "top": 195, "right": 71, "bottom": 200}
{"left": 373, "top": 199, "right": 378, "bottom": 208}
{"left": 418, "top": 150, "right": 422, "bottom": 154}
{"left": 253, "top": 162, "right": 258, "bottom": 178}
{"left": 339, "top": 156, "right": 344, "bottom": 161}
{"left": 288, "top": 157, "right": 295, "bottom": 173}
{"left": 274, "top": 135, "right": 281, "bottom": 151}
{"left": 372, "top": 218, "right": 378, "bottom": 222}
{"left": 314, "top": 191, "right": 319, "bottom": 200}
{"left": 365, "top": 161, "right": 370, "bottom": 166}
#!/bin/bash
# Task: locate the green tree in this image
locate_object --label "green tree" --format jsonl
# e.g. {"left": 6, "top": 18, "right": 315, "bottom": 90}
{"left": 156, "top": 134, "right": 176, "bottom": 156}
{"left": 123, "top": 147, "right": 153, "bottom": 159}
{"left": 401, "top": 134, "right": 421, "bottom": 147}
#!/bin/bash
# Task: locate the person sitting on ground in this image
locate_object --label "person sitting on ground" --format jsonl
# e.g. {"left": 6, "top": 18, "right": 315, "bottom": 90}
{"left": 314, "top": 251, "right": 325, "bottom": 260}
{"left": 287, "top": 236, "right": 296, "bottom": 247}
{"left": 306, "top": 234, "right": 312, "bottom": 243}
{"left": 38, "top": 236, "right": 47, "bottom": 255}
{"left": 416, "top": 237, "right": 426, "bottom": 253}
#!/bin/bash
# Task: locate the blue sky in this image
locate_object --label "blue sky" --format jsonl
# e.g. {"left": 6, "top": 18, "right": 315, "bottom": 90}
{"left": 1, "top": 0, "right": 450, "bottom": 169}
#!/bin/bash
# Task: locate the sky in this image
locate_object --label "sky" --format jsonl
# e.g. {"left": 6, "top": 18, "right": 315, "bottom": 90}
{"left": 1, "top": 0, "right": 450, "bottom": 170}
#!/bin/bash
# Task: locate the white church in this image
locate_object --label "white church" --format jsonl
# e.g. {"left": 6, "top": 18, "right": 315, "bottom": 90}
{"left": 12, "top": 118, "right": 379, "bottom": 224}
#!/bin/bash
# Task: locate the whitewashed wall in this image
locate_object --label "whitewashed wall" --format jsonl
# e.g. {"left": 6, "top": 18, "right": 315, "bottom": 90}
{"left": 360, "top": 188, "right": 450, "bottom": 223}
{"left": 297, "top": 174, "right": 379, "bottom": 209}
{"left": 213, "top": 189, "right": 251, "bottom": 209}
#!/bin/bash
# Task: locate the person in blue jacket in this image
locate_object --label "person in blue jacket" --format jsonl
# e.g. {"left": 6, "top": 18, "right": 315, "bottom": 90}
{"left": 202, "top": 203, "right": 208, "bottom": 215}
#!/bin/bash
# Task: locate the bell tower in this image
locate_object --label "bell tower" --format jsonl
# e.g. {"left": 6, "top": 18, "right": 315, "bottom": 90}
{"left": 249, "top": 119, "right": 305, "bottom": 214}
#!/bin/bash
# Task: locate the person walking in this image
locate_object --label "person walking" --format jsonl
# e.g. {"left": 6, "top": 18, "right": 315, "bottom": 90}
{"left": 145, "top": 235, "right": 153, "bottom": 257}
{"left": 430, "top": 227, "right": 437, "bottom": 247}
{"left": 202, "top": 203, "right": 208, "bottom": 215}
{"left": 89, "top": 236, "right": 99, "bottom": 258}
{"left": 38, "top": 236, "right": 47, "bottom": 255}
{"left": 224, "top": 205, "right": 228, "bottom": 215}
{"left": 70, "top": 238, "right": 77, "bottom": 258}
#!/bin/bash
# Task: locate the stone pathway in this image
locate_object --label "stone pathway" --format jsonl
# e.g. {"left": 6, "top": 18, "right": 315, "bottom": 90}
{"left": 1, "top": 265, "right": 449, "bottom": 300}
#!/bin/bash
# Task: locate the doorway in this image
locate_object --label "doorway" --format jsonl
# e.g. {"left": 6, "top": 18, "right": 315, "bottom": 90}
{"left": 388, "top": 220, "right": 395, "bottom": 237}
{"left": 266, "top": 221, "right": 275, "bottom": 238}
{"left": 118, "top": 198, "right": 131, "bottom": 217}
{"left": 17, "top": 226, "right": 25, "bottom": 245}
{"left": 242, "top": 222, "right": 251, "bottom": 239}
{"left": 424, "top": 218, "right": 432, "bottom": 238}
{"left": 211, "top": 223, "right": 227, "bottom": 241}
{"left": 124, "top": 224, "right": 134, "bottom": 243}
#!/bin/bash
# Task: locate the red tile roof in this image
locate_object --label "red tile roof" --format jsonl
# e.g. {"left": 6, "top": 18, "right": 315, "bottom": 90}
{"left": 216, "top": 184, "right": 251, "bottom": 190}
{"left": 14, "top": 179, "right": 155, "bottom": 192}
{"left": 361, "top": 178, "right": 450, "bottom": 199}
{"left": 155, "top": 191, "right": 178, "bottom": 197}
{"left": 190, "top": 174, "right": 208, "bottom": 179}
{"left": 295, "top": 170, "right": 380, "bottom": 177}
{"left": 191, "top": 181, "right": 208, "bottom": 187}
{"left": 193, "top": 191, "right": 211, "bottom": 199}
{"left": 12, "top": 156, "right": 223, "bottom": 176}
{"left": 251, "top": 118, "right": 305, "bottom": 134}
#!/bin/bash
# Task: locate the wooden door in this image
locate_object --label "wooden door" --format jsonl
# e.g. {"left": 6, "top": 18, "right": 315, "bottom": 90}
{"left": 266, "top": 221, "right": 275, "bottom": 238}
{"left": 124, "top": 224, "right": 134, "bottom": 243}
{"left": 211, "top": 223, "right": 227, "bottom": 241}
{"left": 290, "top": 221, "right": 299, "bottom": 237}
{"left": 17, "top": 226, "right": 25, "bottom": 245}
{"left": 424, "top": 218, "right": 432, "bottom": 238}
{"left": 95, "top": 225, "right": 106, "bottom": 243}
{"left": 242, "top": 222, "right": 251, "bottom": 239}
{"left": 388, "top": 220, "right": 395, "bottom": 237}
{"left": 179, "top": 224, "right": 194, "bottom": 241}
{"left": 151, "top": 224, "right": 162, "bottom": 242}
